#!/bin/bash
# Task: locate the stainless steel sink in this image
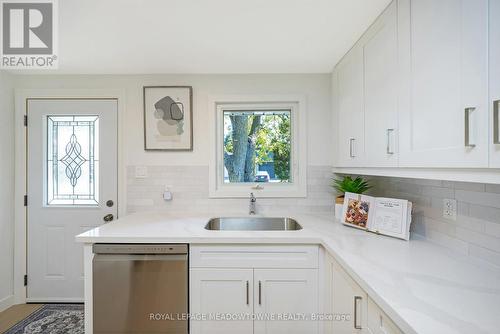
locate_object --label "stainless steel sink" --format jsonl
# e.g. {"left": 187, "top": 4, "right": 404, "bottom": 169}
{"left": 205, "top": 217, "right": 302, "bottom": 231}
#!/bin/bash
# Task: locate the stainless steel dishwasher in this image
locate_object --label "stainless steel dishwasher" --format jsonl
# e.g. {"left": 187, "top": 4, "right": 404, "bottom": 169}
{"left": 92, "top": 244, "right": 188, "bottom": 334}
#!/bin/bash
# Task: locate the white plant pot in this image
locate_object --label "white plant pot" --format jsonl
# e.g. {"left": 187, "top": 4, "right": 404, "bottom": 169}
{"left": 334, "top": 203, "right": 343, "bottom": 220}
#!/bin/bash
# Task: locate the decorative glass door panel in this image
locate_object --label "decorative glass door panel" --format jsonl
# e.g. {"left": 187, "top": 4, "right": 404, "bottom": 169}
{"left": 46, "top": 115, "right": 100, "bottom": 205}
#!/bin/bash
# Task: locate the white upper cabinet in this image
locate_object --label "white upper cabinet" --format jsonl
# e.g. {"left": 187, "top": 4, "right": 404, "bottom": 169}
{"left": 398, "top": 0, "right": 489, "bottom": 167}
{"left": 333, "top": 0, "right": 399, "bottom": 168}
{"left": 335, "top": 44, "right": 365, "bottom": 167}
{"left": 490, "top": 0, "right": 500, "bottom": 167}
{"left": 362, "top": 1, "right": 399, "bottom": 167}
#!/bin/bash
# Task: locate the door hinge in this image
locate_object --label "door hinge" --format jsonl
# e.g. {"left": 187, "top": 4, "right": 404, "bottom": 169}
{"left": 24, "top": 195, "right": 28, "bottom": 206}
{"left": 24, "top": 115, "right": 28, "bottom": 127}
{"left": 24, "top": 275, "right": 28, "bottom": 286}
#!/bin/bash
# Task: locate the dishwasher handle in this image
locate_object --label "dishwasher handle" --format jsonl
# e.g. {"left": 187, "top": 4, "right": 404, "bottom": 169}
{"left": 93, "top": 254, "right": 187, "bottom": 262}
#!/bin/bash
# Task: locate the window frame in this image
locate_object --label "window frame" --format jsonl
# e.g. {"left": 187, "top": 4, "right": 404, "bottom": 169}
{"left": 209, "top": 95, "right": 307, "bottom": 198}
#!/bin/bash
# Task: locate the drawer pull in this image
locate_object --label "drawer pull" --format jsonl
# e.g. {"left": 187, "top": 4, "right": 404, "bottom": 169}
{"left": 349, "top": 138, "right": 356, "bottom": 158}
{"left": 386, "top": 128, "right": 395, "bottom": 154}
{"left": 258, "top": 281, "right": 262, "bottom": 305}
{"left": 354, "top": 296, "right": 362, "bottom": 329}
{"left": 246, "top": 280, "right": 249, "bottom": 305}
{"left": 464, "top": 107, "right": 476, "bottom": 148}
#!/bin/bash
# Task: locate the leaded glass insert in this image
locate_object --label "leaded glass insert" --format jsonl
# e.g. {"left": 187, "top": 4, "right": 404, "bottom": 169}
{"left": 47, "top": 116, "right": 99, "bottom": 206}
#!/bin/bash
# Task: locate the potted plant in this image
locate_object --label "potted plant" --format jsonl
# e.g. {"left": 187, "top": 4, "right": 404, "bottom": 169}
{"left": 332, "top": 176, "right": 372, "bottom": 219}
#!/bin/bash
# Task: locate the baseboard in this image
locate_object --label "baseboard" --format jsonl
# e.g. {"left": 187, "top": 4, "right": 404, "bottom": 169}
{"left": 25, "top": 297, "right": 84, "bottom": 303}
{"left": 0, "top": 295, "right": 14, "bottom": 312}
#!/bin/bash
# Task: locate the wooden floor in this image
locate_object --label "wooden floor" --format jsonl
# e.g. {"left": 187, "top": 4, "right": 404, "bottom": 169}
{"left": 0, "top": 304, "right": 43, "bottom": 333}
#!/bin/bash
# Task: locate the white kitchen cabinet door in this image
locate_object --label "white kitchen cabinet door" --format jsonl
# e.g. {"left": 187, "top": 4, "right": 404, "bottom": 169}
{"left": 330, "top": 256, "right": 368, "bottom": 334}
{"left": 335, "top": 44, "right": 365, "bottom": 167}
{"left": 367, "top": 297, "right": 403, "bottom": 334}
{"left": 362, "top": 0, "right": 399, "bottom": 167}
{"left": 398, "top": 0, "right": 489, "bottom": 167}
{"left": 331, "top": 70, "right": 340, "bottom": 167}
{"left": 190, "top": 269, "right": 253, "bottom": 334}
{"left": 254, "top": 269, "right": 318, "bottom": 334}
{"left": 490, "top": 0, "right": 500, "bottom": 167}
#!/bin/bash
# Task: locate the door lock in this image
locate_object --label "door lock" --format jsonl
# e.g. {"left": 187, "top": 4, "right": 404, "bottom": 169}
{"left": 106, "top": 200, "right": 114, "bottom": 207}
{"left": 103, "top": 214, "right": 114, "bottom": 222}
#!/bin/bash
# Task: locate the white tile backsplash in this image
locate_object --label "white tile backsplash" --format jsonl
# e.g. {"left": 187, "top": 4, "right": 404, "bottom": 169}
{"left": 126, "top": 165, "right": 335, "bottom": 215}
{"left": 127, "top": 167, "right": 500, "bottom": 267}
{"left": 374, "top": 176, "right": 500, "bottom": 267}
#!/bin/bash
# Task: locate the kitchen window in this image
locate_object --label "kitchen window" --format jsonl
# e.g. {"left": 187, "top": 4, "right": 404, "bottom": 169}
{"left": 209, "top": 96, "right": 307, "bottom": 198}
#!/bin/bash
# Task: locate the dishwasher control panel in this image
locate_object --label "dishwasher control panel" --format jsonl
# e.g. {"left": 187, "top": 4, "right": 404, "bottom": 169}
{"left": 93, "top": 243, "right": 188, "bottom": 254}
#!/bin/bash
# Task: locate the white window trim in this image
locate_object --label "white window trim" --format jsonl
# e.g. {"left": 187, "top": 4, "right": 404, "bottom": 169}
{"left": 208, "top": 94, "right": 307, "bottom": 198}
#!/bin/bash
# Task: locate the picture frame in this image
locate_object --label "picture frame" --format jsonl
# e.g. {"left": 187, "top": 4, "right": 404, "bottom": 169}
{"left": 143, "top": 86, "right": 193, "bottom": 151}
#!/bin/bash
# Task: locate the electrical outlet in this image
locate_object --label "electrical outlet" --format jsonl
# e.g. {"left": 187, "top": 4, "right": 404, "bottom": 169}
{"left": 443, "top": 198, "right": 457, "bottom": 220}
{"left": 135, "top": 166, "right": 148, "bottom": 178}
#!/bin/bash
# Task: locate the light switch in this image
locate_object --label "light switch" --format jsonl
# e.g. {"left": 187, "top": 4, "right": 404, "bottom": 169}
{"left": 135, "top": 166, "right": 148, "bottom": 178}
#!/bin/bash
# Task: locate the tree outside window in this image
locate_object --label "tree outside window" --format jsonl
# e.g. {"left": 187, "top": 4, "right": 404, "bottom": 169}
{"left": 223, "top": 110, "right": 291, "bottom": 184}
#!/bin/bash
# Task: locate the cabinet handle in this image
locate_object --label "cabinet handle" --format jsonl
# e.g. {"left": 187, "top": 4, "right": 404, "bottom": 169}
{"left": 464, "top": 107, "right": 476, "bottom": 148}
{"left": 494, "top": 101, "right": 500, "bottom": 144}
{"left": 386, "top": 128, "right": 395, "bottom": 154}
{"left": 354, "top": 296, "right": 362, "bottom": 330}
{"left": 349, "top": 138, "right": 356, "bottom": 158}
{"left": 258, "top": 281, "right": 262, "bottom": 305}
{"left": 246, "top": 281, "right": 249, "bottom": 305}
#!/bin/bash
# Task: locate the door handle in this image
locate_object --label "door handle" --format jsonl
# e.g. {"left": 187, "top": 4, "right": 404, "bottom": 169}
{"left": 349, "top": 138, "right": 356, "bottom": 158}
{"left": 464, "top": 107, "right": 476, "bottom": 148}
{"left": 494, "top": 101, "right": 499, "bottom": 144}
{"left": 354, "top": 296, "right": 362, "bottom": 330}
{"left": 103, "top": 214, "right": 114, "bottom": 222}
{"left": 386, "top": 128, "right": 395, "bottom": 154}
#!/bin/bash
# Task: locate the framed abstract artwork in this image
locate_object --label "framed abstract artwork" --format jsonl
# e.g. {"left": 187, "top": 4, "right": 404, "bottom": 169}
{"left": 143, "top": 86, "right": 193, "bottom": 150}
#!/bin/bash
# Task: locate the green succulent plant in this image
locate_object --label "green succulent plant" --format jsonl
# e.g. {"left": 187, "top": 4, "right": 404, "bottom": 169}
{"left": 332, "top": 176, "right": 372, "bottom": 195}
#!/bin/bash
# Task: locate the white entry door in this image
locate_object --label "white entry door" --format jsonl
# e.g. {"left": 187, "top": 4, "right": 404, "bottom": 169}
{"left": 27, "top": 99, "right": 118, "bottom": 302}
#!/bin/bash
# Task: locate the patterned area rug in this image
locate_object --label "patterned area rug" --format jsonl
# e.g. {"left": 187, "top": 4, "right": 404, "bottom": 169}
{"left": 5, "top": 304, "right": 84, "bottom": 334}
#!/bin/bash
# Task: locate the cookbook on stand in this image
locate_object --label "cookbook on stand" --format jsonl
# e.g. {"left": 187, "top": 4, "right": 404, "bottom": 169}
{"left": 341, "top": 192, "right": 413, "bottom": 241}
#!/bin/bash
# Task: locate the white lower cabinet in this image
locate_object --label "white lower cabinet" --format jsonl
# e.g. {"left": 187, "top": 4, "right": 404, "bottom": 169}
{"left": 367, "top": 297, "right": 402, "bottom": 334}
{"left": 325, "top": 253, "right": 368, "bottom": 333}
{"left": 190, "top": 269, "right": 254, "bottom": 334}
{"left": 190, "top": 245, "right": 401, "bottom": 334}
{"left": 253, "top": 269, "right": 318, "bottom": 334}
{"left": 324, "top": 253, "right": 402, "bottom": 334}
{"left": 189, "top": 245, "right": 319, "bottom": 334}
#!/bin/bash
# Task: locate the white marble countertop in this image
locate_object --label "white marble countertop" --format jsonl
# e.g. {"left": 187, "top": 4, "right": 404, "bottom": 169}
{"left": 76, "top": 212, "right": 500, "bottom": 334}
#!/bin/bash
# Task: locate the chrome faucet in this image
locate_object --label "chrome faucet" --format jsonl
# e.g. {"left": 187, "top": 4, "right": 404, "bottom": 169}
{"left": 249, "top": 192, "right": 256, "bottom": 215}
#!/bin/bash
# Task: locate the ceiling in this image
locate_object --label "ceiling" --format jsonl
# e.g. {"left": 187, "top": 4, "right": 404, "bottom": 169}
{"left": 53, "top": 0, "right": 391, "bottom": 74}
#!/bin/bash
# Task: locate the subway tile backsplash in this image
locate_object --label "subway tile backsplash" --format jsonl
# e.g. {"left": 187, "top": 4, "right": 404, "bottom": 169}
{"left": 374, "top": 176, "right": 500, "bottom": 267}
{"left": 126, "top": 165, "right": 334, "bottom": 215}
{"left": 127, "top": 167, "right": 500, "bottom": 268}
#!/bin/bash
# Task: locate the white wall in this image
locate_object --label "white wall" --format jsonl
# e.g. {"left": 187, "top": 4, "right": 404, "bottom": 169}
{"left": 13, "top": 74, "right": 332, "bottom": 167}
{"left": 0, "top": 71, "right": 15, "bottom": 311}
